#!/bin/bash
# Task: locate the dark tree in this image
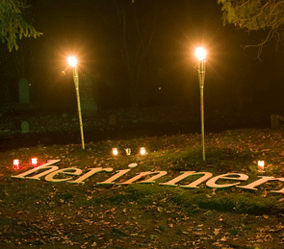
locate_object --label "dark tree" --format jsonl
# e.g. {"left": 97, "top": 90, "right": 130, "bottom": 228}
{"left": 0, "top": 0, "right": 42, "bottom": 51}
{"left": 83, "top": 0, "right": 157, "bottom": 107}
{"left": 219, "top": 0, "right": 284, "bottom": 55}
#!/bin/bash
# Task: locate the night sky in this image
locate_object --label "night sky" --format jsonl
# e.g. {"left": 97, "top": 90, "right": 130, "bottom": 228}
{"left": 1, "top": 0, "right": 284, "bottom": 115}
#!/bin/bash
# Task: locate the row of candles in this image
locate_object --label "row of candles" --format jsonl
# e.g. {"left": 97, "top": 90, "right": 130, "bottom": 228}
{"left": 112, "top": 147, "right": 146, "bottom": 156}
{"left": 13, "top": 158, "right": 38, "bottom": 170}
{"left": 12, "top": 156, "right": 265, "bottom": 172}
{"left": 12, "top": 148, "right": 147, "bottom": 170}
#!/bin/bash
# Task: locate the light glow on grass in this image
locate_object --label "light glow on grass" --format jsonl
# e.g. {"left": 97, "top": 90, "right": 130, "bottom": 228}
{"left": 13, "top": 159, "right": 20, "bottom": 170}
{"left": 31, "top": 158, "right": 38, "bottom": 166}
{"left": 125, "top": 148, "right": 131, "bottom": 156}
{"left": 258, "top": 160, "right": 265, "bottom": 172}
{"left": 140, "top": 147, "right": 146, "bottom": 155}
{"left": 112, "top": 148, "right": 118, "bottom": 156}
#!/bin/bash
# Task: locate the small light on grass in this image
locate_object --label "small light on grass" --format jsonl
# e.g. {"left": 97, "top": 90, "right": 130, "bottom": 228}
{"left": 31, "top": 158, "right": 38, "bottom": 166}
{"left": 125, "top": 148, "right": 131, "bottom": 156}
{"left": 13, "top": 159, "right": 20, "bottom": 170}
{"left": 140, "top": 147, "right": 146, "bottom": 155}
{"left": 258, "top": 160, "right": 265, "bottom": 172}
{"left": 112, "top": 148, "right": 118, "bottom": 156}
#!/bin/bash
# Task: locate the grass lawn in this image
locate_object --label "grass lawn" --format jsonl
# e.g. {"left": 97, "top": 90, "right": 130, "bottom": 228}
{"left": 1, "top": 128, "right": 284, "bottom": 248}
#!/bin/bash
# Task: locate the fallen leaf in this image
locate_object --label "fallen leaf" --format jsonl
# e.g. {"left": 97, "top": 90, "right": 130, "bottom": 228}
{"left": 220, "top": 236, "right": 227, "bottom": 241}
{"left": 214, "top": 228, "right": 220, "bottom": 236}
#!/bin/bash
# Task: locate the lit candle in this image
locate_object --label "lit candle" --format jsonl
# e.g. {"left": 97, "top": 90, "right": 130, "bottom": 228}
{"left": 31, "top": 158, "right": 38, "bottom": 166}
{"left": 140, "top": 147, "right": 146, "bottom": 155}
{"left": 125, "top": 148, "right": 131, "bottom": 156}
{"left": 112, "top": 148, "right": 118, "bottom": 156}
{"left": 258, "top": 160, "right": 265, "bottom": 172}
{"left": 13, "top": 159, "right": 20, "bottom": 170}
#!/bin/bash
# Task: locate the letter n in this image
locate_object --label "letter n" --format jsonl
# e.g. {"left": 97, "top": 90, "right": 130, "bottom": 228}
{"left": 160, "top": 171, "right": 212, "bottom": 188}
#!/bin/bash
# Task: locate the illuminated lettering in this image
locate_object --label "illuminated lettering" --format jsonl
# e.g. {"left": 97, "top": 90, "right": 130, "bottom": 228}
{"left": 121, "top": 171, "right": 167, "bottom": 185}
{"left": 206, "top": 173, "right": 249, "bottom": 188}
{"left": 9, "top": 161, "right": 284, "bottom": 196}
{"left": 69, "top": 167, "right": 113, "bottom": 184}
{"left": 45, "top": 168, "right": 83, "bottom": 182}
{"left": 180, "top": 172, "right": 213, "bottom": 188}
{"left": 237, "top": 176, "right": 284, "bottom": 194}
{"left": 160, "top": 171, "right": 199, "bottom": 187}
{"left": 160, "top": 171, "right": 213, "bottom": 188}
{"left": 237, "top": 176, "right": 276, "bottom": 191}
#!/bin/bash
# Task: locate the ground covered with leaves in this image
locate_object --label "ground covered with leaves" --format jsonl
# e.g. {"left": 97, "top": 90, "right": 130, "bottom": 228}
{"left": 1, "top": 128, "right": 284, "bottom": 248}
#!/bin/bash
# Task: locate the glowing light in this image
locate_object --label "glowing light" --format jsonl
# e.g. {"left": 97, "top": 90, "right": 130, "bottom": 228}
{"left": 258, "top": 160, "right": 265, "bottom": 172}
{"left": 112, "top": 148, "right": 118, "bottom": 156}
{"left": 13, "top": 159, "right": 20, "bottom": 170}
{"left": 140, "top": 147, "right": 146, "bottom": 155}
{"left": 125, "top": 148, "right": 131, "bottom": 156}
{"left": 195, "top": 47, "right": 207, "bottom": 61}
{"left": 31, "top": 158, "right": 38, "bottom": 166}
{"left": 67, "top": 56, "right": 78, "bottom": 67}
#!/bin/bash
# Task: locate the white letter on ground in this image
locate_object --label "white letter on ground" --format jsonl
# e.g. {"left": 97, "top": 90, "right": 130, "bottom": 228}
{"left": 68, "top": 167, "right": 113, "bottom": 184}
{"left": 45, "top": 168, "right": 83, "bottom": 182}
{"left": 206, "top": 173, "right": 249, "bottom": 188}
